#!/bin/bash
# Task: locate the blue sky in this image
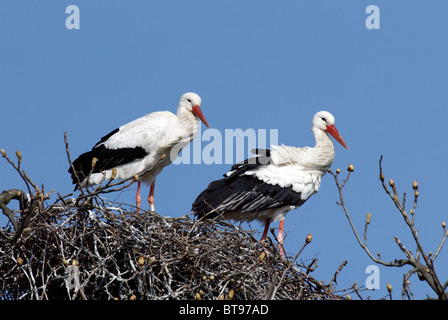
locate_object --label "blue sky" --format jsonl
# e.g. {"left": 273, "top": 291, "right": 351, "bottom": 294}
{"left": 1, "top": 1, "right": 448, "bottom": 299}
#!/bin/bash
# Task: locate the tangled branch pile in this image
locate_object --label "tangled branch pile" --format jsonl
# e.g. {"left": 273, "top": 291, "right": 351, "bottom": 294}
{"left": 0, "top": 147, "right": 347, "bottom": 300}
{"left": 0, "top": 195, "right": 346, "bottom": 300}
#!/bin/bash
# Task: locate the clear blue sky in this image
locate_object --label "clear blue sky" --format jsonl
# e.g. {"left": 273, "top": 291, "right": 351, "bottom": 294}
{"left": 1, "top": 1, "right": 448, "bottom": 300}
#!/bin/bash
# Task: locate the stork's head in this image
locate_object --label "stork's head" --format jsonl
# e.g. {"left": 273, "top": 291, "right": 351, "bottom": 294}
{"left": 313, "top": 111, "right": 348, "bottom": 149}
{"left": 179, "top": 92, "right": 209, "bottom": 128}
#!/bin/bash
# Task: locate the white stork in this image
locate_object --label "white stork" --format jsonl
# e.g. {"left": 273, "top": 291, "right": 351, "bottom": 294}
{"left": 69, "top": 92, "right": 209, "bottom": 212}
{"left": 192, "top": 111, "right": 347, "bottom": 256}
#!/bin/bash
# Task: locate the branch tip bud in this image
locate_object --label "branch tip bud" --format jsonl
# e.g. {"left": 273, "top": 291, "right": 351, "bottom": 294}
{"left": 347, "top": 164, "right": 354, "bottom": 172}
{"left": 111, "top": 168, "right": 118, "bottom": 179}
{"left": 306, "top": 233, "right": 312, "bottom": 243}
{"left": 91, "top": 157, "right": 98, "bottom": 168}
{"left": 366, "top": 212, "right": 371, "bottom": 224}
{"left": 387, "top": 283, "right": 392, "bottom": 293}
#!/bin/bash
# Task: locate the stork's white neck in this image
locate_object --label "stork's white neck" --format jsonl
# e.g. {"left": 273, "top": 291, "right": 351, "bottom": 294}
{"left": 175, "top": 106, "right": 200, "bottom": 142}
{"left": 177, "top": 102, "right": 198, "bottom": 123}
{"left": 307, "top": 127, "right": 335, "bottom": 171}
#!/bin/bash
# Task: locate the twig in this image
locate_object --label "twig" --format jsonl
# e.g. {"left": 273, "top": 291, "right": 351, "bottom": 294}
{"left": 330, "top": 260, "right": 348, "bottom": 286}
{"left": 269, "top": 236, "right": 311, "bottom": 299}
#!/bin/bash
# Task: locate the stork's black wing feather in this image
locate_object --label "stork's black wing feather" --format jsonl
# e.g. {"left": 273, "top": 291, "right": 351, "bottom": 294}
{"left": 68, "top": 128, "right": 147, "bottom": 185}
{"left": 192, "top": 149, "right": 306, "bottom": 219}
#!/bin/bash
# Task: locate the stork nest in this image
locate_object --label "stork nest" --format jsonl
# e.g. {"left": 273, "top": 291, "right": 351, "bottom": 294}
{"left": 0, "top": 146, "right": 347, "bottom": 300}
{"left": 0, "top": 190, "right": 349, "bottom": 300}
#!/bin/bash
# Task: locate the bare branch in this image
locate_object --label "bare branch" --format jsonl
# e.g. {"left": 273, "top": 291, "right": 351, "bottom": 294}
{"left": 331, "top": 156, "right": 448, "bottom": 300}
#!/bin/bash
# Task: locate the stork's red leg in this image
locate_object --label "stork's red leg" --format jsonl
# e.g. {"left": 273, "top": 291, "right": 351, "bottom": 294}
{"left": 260, "top": 218, "right": 271, "bottom": 241}
{"left": 277, "top": 219, "right": 285, "bottom": 258}
{"left": 148, "top": 180, "right": 155, "bottom": 212}
{"left": 136, "top": 180, "right": 142, "bottom": 212}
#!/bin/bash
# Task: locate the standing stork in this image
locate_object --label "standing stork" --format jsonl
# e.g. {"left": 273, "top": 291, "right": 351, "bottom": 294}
{"left": 192, "top": 111, "right": 347, "bottom": 256}
{"left": 69, "top": 92, "right": 209, "bottom": 212}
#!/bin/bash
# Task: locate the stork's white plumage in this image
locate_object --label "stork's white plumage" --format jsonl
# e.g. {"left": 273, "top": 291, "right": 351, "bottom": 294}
{"left": 69, "top": 92, "right": 209, "bottom": 212}
{"left": 192, "top": 111, "right": 347, "bottom": 256}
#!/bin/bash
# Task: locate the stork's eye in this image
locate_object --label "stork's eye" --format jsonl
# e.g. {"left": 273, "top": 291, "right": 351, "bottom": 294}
{"left": 321, "top": 117, "right": 327, "bottom": 123}
{"left": 187, "top": 99, "right": 192, "bottom": 103}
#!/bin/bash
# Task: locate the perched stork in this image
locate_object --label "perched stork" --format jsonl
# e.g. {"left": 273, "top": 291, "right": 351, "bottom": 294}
{"left": 192, "top": 111, "right": 347, "bottom": 256}
{"left": 69, "top": 92, "right": 209, "bottom": 212}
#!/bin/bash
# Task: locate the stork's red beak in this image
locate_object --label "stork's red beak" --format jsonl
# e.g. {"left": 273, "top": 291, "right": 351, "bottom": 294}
{"left": 326, "top": 124, "right": 348, "bottom": 149}
{"left": 192, "top": 105, "right": 210, "bottom": 128}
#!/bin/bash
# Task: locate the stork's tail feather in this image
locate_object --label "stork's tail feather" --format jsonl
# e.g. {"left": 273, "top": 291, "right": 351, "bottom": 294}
{"left": 192, "top": 179, "right": 229, "bottom": 219}
{"left": 68, "top": 150, "right": 97, "bottom": 185}
{"left": 68, "top": 143, "right": 148, "bottom": 187}
{"left": 192, "top": 174, "right": 306, "bottom": 220}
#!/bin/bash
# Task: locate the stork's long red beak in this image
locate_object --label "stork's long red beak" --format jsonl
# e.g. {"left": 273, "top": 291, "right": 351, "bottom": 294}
{"left": 326, "top": 124, "right": 348, "bottom": 149}
{"left": 192, "top": 105, "right": 210, "bottom": 128}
